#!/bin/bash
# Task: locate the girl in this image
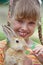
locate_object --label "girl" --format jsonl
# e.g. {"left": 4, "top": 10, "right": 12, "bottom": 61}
{"left": 0, "top": 0, "right": 43, "bottom": 65}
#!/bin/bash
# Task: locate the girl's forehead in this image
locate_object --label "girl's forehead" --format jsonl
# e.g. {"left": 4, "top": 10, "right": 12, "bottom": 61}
{"left": 15, "top": 16, "right": 37, "bottom": 22}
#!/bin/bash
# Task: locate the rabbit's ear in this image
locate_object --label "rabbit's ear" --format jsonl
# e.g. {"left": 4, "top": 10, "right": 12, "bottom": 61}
{"left": 2, "top": 25, "right": 17, "bottom": 41}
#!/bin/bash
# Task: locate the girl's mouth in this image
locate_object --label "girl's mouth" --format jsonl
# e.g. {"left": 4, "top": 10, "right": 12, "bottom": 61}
{"left": 18, "top": 31, "right": 28, "bottom": 37}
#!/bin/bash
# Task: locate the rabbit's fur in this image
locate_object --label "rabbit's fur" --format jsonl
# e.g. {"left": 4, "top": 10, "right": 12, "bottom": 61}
{"left": 2, "top": 25, "right": 28, "bottom": 65}
{"left": 2, "top": 25, "right": 42, "bottom": 65}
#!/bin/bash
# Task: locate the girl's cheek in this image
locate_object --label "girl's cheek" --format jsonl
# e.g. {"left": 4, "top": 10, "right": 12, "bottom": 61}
{"left": 28, "top": 25, "right": 35, "bottom": 30}
{"left": 13, "top": 22, "right": 21, "bottom": 30}
{"left": 28, "top": 25, "right": 36, "bottom": 34}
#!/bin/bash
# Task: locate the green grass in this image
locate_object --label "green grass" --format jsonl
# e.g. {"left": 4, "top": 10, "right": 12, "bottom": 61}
{"left": 0, "top": 32, "right": 6, "bottom": 41}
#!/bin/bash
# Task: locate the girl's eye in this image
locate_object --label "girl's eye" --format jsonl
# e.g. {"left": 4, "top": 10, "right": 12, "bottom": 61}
{"left": 29, "top": 21, "right": 35, "bottom": 25}
{"left": 18, "top": 20, "right": 23, "bottom": 23}
{"left": 16, "top": 19, "right": 23, "bottom": 23}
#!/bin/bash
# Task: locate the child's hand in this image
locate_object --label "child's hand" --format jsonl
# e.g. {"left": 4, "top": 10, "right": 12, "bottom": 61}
{"left": 33, "top": 44, "right": 43, "bottom": 64}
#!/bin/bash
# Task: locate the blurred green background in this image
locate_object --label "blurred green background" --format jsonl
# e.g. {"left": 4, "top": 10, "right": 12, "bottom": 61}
{"left": 0, "top": 0, "right": 9, "bottom": 4}
{"left": 0, "top": 0, "right": 43, "bottom": 44}
{"left": 0, "top": 0, "right": 8, "bottom": 3}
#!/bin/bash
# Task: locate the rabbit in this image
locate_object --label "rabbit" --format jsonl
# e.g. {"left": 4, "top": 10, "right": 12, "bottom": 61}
{"left": 2, "top": 25, "right": 42, "bottom": 65}
{"left": 2, "top": 25, "right": 28, "bottom": 65}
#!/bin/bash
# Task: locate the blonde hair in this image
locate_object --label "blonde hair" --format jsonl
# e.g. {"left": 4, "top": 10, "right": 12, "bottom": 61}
{"left": 8, "top": 0, "right": 43, "bottom": 45}
{"left": 14, "top": 0, "right": 40, "bottom": 21}
{"left": 38, "top": 19, "right": 43, "bottom": 45}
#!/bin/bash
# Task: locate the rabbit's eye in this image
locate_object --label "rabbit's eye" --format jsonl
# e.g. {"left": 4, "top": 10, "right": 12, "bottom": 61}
{"left": 16, "top": 40, "right": 19, "bottom": 43}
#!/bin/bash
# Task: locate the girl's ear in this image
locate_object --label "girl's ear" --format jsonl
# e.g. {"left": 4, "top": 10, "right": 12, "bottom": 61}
{"left": 2, "top": 25, "right": 17, "bottom": 41}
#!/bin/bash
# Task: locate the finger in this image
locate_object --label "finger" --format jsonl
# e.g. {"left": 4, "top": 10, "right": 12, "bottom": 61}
{"left": 33, "top": 44, "right": 43, "bottom": 52}
{"left": 34, "top": 51, "right": 43, "bottom": 58}
{"left": 33, "top": 47, "right": 42, "bottom": 53}
{"left": 35, "top": 44, "right": 42, "bottom": 47}
{"left": 38, "top": 48, "right": 43, "bottom": 56}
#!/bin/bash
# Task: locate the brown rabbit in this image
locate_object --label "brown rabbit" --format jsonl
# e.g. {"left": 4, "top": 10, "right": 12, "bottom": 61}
{"left": 2, "top": 25, "right": 30, "bottom": 65}
{"left": 2, "top": 25, "right": 42, "bottom": 65}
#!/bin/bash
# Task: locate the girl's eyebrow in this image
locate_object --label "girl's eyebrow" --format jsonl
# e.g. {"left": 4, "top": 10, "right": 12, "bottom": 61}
{"left": 16, "top": 18, "right": 23, "bottom": 21}
{"left": 29, "top": 22, "right": 36, "bottom": 24}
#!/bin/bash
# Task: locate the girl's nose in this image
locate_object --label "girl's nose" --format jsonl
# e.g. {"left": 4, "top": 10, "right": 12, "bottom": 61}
{"left": 21, "top": 23, "right": 28, "bottom": 31}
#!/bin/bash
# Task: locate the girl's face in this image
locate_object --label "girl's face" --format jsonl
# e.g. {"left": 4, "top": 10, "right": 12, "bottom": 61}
{"left": 12, "top": 18, "right": 37, "bottom": 40}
